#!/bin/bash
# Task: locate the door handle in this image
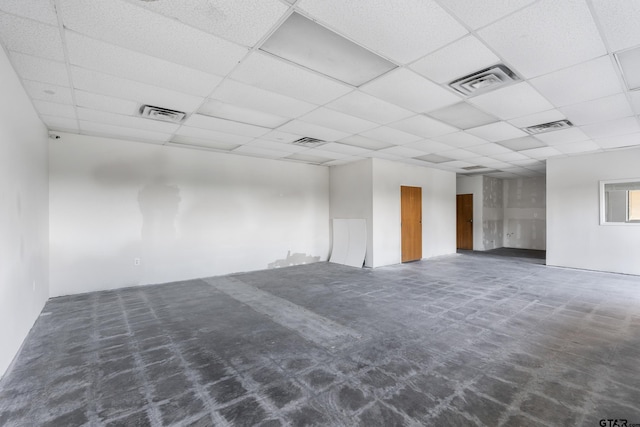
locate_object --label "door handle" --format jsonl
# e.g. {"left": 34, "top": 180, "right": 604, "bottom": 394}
{"left": 468, "top": 219, "right": 473, "bottom": 223}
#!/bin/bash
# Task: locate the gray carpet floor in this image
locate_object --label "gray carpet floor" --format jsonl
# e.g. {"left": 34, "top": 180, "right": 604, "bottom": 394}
{"left": 1, "top": 252, "right": 639, "bottom": 426}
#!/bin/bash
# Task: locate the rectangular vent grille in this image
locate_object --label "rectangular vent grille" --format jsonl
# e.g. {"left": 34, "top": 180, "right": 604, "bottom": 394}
{"left": 449, "top": 64, "right": 520, "bottom": 96}
{"left": 291, "top": 137, "right": 326, "bottom": 147}
{"left": 140, "top": 105, "right": 186, "bottom": 123}
{"left": 462, "top": 165, "right": 487, "bottom": 171}
{"left": 524, "top": 119, "right": 573, "bottom": 134}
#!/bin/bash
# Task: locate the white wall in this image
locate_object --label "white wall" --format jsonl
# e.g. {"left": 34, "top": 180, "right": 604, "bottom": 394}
{"left": 0, "top": 48, "right": 49, "bottom": 377}
{"left": 456, "top": 176, "right": 483, "bottom": 251}
{"left": 329, "top": 159, "right": 373, "bottom": 266}
{"left": 548, "top": 148, "right": 640, "bottom": 275}
{"left": 371, "top": 159, "right": 456, "bottom": 267}
{"left": 49, "top": 133, "right": 330, "bottom": 296}
{"left": 504, "top": 177, "right": 546, "bottom": 250}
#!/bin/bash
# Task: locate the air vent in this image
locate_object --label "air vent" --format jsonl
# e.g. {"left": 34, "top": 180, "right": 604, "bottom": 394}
{"left": 291, "top": 137, "right": 326, "bottom": 148}
{"left": 524, "top": 119, "right": 573, "bottom": 134}
{"left": 462, "top": 165, "right": 487, "bottom": 171}
{"left": 449, "top": 64, "right": 520, "bottom": 96}
{"left": 139, "top": 105, "right": 186, "bottom": 123}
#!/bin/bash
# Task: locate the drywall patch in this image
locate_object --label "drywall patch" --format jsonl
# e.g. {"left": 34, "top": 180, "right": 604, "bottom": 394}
{"left": 483, "top": 219, "right": 504, "bottom": 250}
{"left": 483, "top": 176, "right": 504, "bottom": 208}
{"left": 268, "top": 251, "right": 321, "bottom": 269}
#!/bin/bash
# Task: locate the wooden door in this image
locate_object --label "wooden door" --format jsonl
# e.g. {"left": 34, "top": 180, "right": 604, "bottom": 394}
{"left": 401, "top": 186, "right": 422, "bottom": 262}
{"left": 456, "top": 194, "right": 473, "bottom": 250}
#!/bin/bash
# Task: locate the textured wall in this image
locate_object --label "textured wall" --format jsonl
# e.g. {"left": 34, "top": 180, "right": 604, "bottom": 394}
{"left": 503, "top": 177, "right": 546, "bottom": 250}
{"left": 482, "top": 176, "right": 504, "bottom": 250}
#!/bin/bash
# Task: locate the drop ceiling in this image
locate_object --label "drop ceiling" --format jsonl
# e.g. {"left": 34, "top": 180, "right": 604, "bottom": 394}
{"left": 1, "top": 0, "right": 640, "bottom": 178}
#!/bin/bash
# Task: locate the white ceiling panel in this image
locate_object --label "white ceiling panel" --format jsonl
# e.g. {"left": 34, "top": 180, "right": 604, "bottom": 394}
{"left": 410, "top": 36, "right": 500, "bottom": 84}
{"left": 427, "top": 102, "right": 498, "bottom": 129}
{"left": 406, "top": 140, "right": 455, "bottom": 154}
{"left": 198, "top": 100, "right": 289, "bottom": 128}
{"left": 74, "top": 91, "right": 139, "bottom": 116}
{"left": 580, "top": 117, "right": 640, "bottom": 140}
{"left": 297, "top": 0, "right": 467, "bottom": 64}
{"left": 211, "top": 79, "right": 317, "bottom": 119}
{"left": 184, "top": 114, "right": 270, "bottom": 138}
{"left": 388, "top": 115, "right": 457, "bottom": 139}
{"left": 507, "top": 109, "right": 566, "bottom": 129}
{"left": 319, "top": 142, "right": 372, "bottom": 156}
{"left": 77, "top": 107, "right": 180, "bottom": 134}
{"left": 303, "top": 148, "right": 350, "bottom": 160}
{"left": 466, "top": 143, "right": 512, "bottom": 156}
{"left": 439, "top": 149, "right": 478, "bottom": 160}
{"left": 246, "top": 140, "right": 311, "bottom": 154}
{"left": 438, "top": 160, "right": 476, "bottom": 170}
{"left": 491, "top": 152, "right": 530, "bottom": 162}
{"left": 436, "top": 0, "right": 536, "bottom": 30}
{"left": 65, "top": 32, "right": 222, "bottom": 97}
{"left": 175, "top": 125, "right": 254, "bottom": 145}
{"left": 298, "top": 108, "right": 378, "bottom": 134}
{"left": 377, "top": 145, "right": 427, "bottom": 158}
{"left": 71, "top": 67, "right": 205, "bottom": 114}
{"left": 432, "top": 131, "right": 488, "bottom": 148}
{"left": 10, "top": 53, "right": 68, "bottom": 86}
{"left": 554, "top": 140, "right": 601, "bottom": 155}
{"left": 285, "top": 152, "right": 334, "bottom": 164}
{"left": 325, "top": 91, "right": 414, "bottom": 124}
{"left": 339, "top": 135, "right": 393, "bottom": 150}
{"left": 466, "top": 122, "right": 528, "bottom": 142}
{"left": 518, "top": 146, "right": 563, "bottom": 159}
{"left": 0, "top": 0, "right": 58, "bottom": 25}
{"left": 23, "top": 81, "right": 73, "bottom": 104}
{"left": 59, "top": 0, "right": 248, "bottom": 76}
{"left": 79, "top": 120, "right": 171, "bottom": 143}
{"left": 478, "top": 0, "right": 606, "bottom": 78}
{"left": 530, "top": 56, "right": 623, "bottom": 107}
{"left": 0, "top": 12, "right": 64, "bottom": 61}
{"left": 631, "top": 92, "right": 640, "bottom": 114}
{"left": 40, "top": 115, "right": 78, "bottom": 132}
{"left": 232, "top": 145, "right": 289, "bottom": 159}
{"left": 590, "top": 0, "right": 640, "bottom": 52}
{"left": 359, "top": 126, "right": 422, "bottom": 145}
{"left": 259, "top": 130, "right": 302, "bottom": 144}
{"left": 366, "top": 151, "right": 401, "bottom": 161}
{"left": 560, "top": 94, "right": 634, "bottom": 126}
{"left": 324, "top": 157, "right": 367, "bottom": 166}
{"left": 469, "top": 82, "right": 554, "bottom": 120}
{"left": 33, "top": 100, "right": 76, "bottom": 119}
{"left": 171, "top": 135, "right": 239, "bottom": 152}
{"left": 277, "top": 120, "right": 350, "bottom": 142}
{"left": 128, "top": 0, "right": 288, "bottom": 47}
{"left": 361, "top": 68, "right": 460, "bottom": 113}
{"left": 230, "top": 52, "right": 352, "bottom": 105}
{"left": 595, "top": 133, "right": 640, "bottom": 150}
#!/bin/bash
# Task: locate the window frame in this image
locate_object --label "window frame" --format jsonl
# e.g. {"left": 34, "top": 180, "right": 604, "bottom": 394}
{"left": 599, "top": 178, "right": 640, "bottom": 226}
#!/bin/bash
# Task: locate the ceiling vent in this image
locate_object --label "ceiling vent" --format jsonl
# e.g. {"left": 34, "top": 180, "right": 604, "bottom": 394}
{"left": 524, "top": 119, "right": 573, "bottom": 134}
{"left": 449, "top": 64, "right": 520, "bottom": 96}
{"left": 139, "top": 105, "right": 186, "bottom": 123}
{"left": 291, "top": 137, "right": 326, "bottom": 148}
{"left": 462, "top": 165, "right": 487, "bottom": 171}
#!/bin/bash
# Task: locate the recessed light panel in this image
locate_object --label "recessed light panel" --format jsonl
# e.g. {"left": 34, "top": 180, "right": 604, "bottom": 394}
{"left": 615, "top": 46, "right": 640, "bottom": 91}
{"left": 198, "top": 99, "right": 289, "bottom": 128}
{"left": 496, "top": 136, "right": 546, "bottom": 151}
{"left": 260, "top": 12, "right": 397, "bottom": 87}
{"left": 414, "top": 154, "right": 454, "bottom": 163}
{"left": 428, "top": 102, "right": 498, "bottom": 129}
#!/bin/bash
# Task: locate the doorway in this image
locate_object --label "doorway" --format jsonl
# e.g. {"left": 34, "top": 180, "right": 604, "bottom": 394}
{"left": 456, "top": 194, "right": 473, "bottom": 250}
{"left": 401, "top": 186, "right": 422, "bottom": 262}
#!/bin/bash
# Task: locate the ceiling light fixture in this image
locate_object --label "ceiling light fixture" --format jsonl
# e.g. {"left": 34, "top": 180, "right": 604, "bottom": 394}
{"left": 260, "top": 13, "right": 397, "bottom": 87}
{"left": 449, "top": 64, "right": 520, "bottom": 96}
{"left": 615, "top": 46, "right": 640, "bottom": 91}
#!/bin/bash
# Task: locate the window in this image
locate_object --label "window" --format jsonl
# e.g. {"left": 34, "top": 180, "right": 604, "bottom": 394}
{"left": 600, "top": 179, "right": 640, "bottom": 225}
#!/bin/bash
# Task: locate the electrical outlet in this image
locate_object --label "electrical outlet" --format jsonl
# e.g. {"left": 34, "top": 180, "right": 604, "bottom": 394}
{"left": 134, "top": 258, "right": 141, "bottom": 266}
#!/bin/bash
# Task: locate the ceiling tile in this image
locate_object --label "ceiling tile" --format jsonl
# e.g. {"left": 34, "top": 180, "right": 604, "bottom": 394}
{"left": 259, "top": 130, "right": 302, "bottom": 143}
{"left": 325, "top": 91, "right": 414, "bottom": 124}
{"left": 171, "top": 135, "right": 239, "bottom": 152}
{"left": 507, "top": 109, "right": 566, "bottom": 129}
{"left": 580, "top": 117, "right": 640, "bottom": 140}
{"left": 511, "top": 159, "right": 543, "bottom": 167}
{"left": 298, "top": 108, "right": 378, "bottom": 134}
{"left": 406, "top": 140, "right": 456, "bottom": 153}
{"left": 362, "top": 68, "right": 460, "bottom": 113}
{"left": 436, "top": 0, "right": 536, "bottom": 30}
{"left": 324, "top": 156, "right": 367, "bottom": 166}
{"left": 432, "top": 131, "right": 487, "bottom": 148}
{"left": 184, "top": 114, "right": 269, "bottom": 138}
{"left": 554, "top": 140, "right": 601, "bottom": 155}
{"left": 339, "top": 135, "right": 393, "bottom": 150}
{"left": 71, "top": 67, "right": 205, "bottom": 114}
{"left": 59, "top": 0, "right": 248, "bottom": 76}
{"left": 427, "top": 102, "right": 497, "bottom": 129}
{"left": 23, "top": 81, "right": 73, "bottom": 104}
{"left": 388, "top": 115, "right": 457, "bottom": 139}
{"left": 410, "top": 36, "right": 500, "bottom": 84}
{"left": 377, "top": 145, "right": 427, "bottom": 158}
{"left": 496, "top": 136, "right": 546, "bottom": 151}
{"left": 559, "top": 94, "right": 634, "bottom": 126}
{"left": 130, "top": 0, "right": 288, "bottom": 46}
{"left": 9, "top": 53, "right": 68, "bottom": 86}
{"left": 0, "top": 12, "right": 64, "bottom": 60}
{"left": 491, "top": 152, "right": 529, "bottom": 161}
{"left": 232, "top": 145, "right": 289, "bottom": 159}
{"left": 65, "top": 32, "right": 222, "bottom": 97}
{"left": 466, "top": 122, "right": 527, "bottom": 142}
{"left": 297, "top": 0, "right": 467, "bottom": 64}
{"left": 40, "top": 115, "right": 78, "bottom": 132}
{"left": 230, "top": 52, "right": 352, "bottom": 105}
{"left": 359, "top": 126, "right": 422, "bottom": 145}
{"left": 74, "top": 90, "right": 139, "bottom": 116}
{"left": 79, "top": 120, "right": 171, "bottom": 143}
{"left": 438, "top": 160, "right": 475, "bottom": 170}
{"left": 33, "top": 100, "right": 76, "bottom": 119}
{"left": 590, "top": 0, "right": 640, "bottom": 52}
{"left": 277, "top": 120, "right": 350, "bottom": 142}
{"left": 314, "top": 142, "right": 372, "bottom": 156}
{"left": 518, "top": 146, "right": 563, "bottom": 159}
{"left": 631, "top": 92, "right": 640, "bottom": 114}
{"left": 465, "top": 143, "right": 512, "bottom": 156}
{"left": 477, "top": 0, "right": 606, "bottom": 78}
{"left": 469, "top": 82, "right": 554, "bottom": 120}
{"left": 533, "top": 128, "right": 589, "bottom": 146}
{"left": 285, "top": 152, "right": 334, "bottom": 164}
{"left": 414, "top": 154, "right": 454, "bottom": 163}
{"left": 198, "top": 100, "right": 289, "bottom": 128}
{"left": 77, "top": 107, "right": 180, "bottom": 134}
{"left": 0, "top": 0, "right": 59, "bottom": 25}
{"left": 175, "top": 125, "right": 254, "bottom": 145}
{"left": 211, "top": 79, "right": 317, "bottom": 119}
{"left": 595, "top": 132, "right": 640, "bottom": 150}
{"left": 439, "top": 149, "right": 478, "bottom": 160}
{"left": 530, "top": 56, "right": 623, "bottom": 107}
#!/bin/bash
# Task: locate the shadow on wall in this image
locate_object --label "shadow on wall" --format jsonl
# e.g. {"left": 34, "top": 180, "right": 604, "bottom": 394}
{"left": 268, "top": 251, "right": 321, "bottom": 269}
